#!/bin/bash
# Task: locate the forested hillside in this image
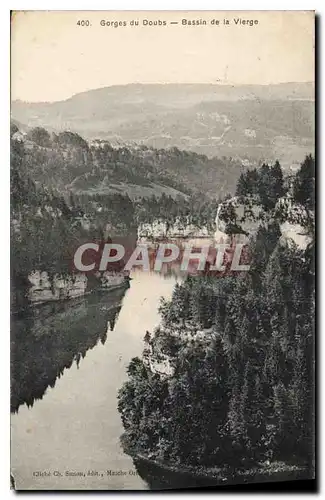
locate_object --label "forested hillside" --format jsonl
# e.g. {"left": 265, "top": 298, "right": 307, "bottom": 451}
{"left": 11, "top": 132, "right": 97, "bottom": 306}
{"left": 118, "top": 156, "right": 315, "bottom": 478}
{"left": 11, "top": 124, "right": 244, "bottom": 198}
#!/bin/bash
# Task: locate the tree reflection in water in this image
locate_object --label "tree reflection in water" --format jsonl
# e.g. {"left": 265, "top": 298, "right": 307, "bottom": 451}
{"left": 11, "top": 287, "right": 127, "bottom": 413}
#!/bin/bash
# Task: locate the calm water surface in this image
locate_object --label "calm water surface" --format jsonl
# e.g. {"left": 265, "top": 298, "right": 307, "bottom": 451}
{"left": 11, "top": 271, "right": 177, "bottom": 490}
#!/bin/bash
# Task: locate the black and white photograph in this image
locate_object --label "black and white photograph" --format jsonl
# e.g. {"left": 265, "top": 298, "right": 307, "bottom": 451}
{"left": 10, "top": 10, "right": 315, "bottom": 491}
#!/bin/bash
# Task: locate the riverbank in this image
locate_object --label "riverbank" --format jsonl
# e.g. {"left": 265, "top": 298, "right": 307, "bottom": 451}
{"left": 123, "top": 444, "right": 311, "bottom": 488}
{"left": 11, "top": 272, "right": 130, "bottom": 316}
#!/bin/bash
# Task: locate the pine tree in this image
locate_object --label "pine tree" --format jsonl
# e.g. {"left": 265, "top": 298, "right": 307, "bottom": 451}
{"left": 236, "top": 172, "right": 249, "bottom": 197}
{"left": 272, "top": 382, "right": 295, "bottom": 460}
{"left": 270, "top": 160, "right": 286, "bottom": 203}
{"left": 293, "top": 155, "right": 315, "bottom": 212}
{"left": 247, "top": 373, "right": 267, "bottom": 459}
{"left": 227, "top": 362, "right": 250, "bottom": 465}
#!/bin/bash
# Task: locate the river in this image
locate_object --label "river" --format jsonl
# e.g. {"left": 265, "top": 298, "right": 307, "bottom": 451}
{"left": 11, "top": 271, "right": 177, "bottom": 490}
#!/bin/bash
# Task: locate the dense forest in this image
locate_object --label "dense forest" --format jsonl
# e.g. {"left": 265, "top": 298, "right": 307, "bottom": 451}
{"left": 118, "top": 156, "right": 315, "bottom": 476}
{"left": 11, "top": 133, "right": 100, "bottom": 284}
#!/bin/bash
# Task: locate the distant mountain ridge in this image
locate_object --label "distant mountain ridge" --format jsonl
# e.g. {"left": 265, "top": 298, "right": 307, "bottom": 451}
{"left": 12, "top": 82, "right": 314, "bottom": 166}
{"left": 13, "top": 82, "right": 314, "bottom": 106}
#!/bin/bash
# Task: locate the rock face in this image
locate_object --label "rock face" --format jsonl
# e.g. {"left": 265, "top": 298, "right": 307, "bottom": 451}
{"left": 214, "top": 196, "right": 263, "bottom": 244}
{"left": 28, "top": 271, "right": 88, "bottom": 304}
{"left": 12, "top": 270, "right": 128, "bottom": 310}
{"left": 214, "top": 195, "right": 312, "bottom": 250}
{"left": 138, "top": 218, "right": 210, "bottom": 242}
{"left": 143, "top": 326, "right": 213, "bottom": 378}
{"left": 137, "top": 194, "right": 311, "bottom": 252}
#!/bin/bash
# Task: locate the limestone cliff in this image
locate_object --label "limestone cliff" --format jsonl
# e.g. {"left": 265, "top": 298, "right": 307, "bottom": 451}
{"left": 138, "top": 217, "right": 211, "bottom": 242}
{"left": 12, "top": 270, "right": 128, "bottom": 311}
{"left": 214, "top": 195, "right": 312, "bottom": 250}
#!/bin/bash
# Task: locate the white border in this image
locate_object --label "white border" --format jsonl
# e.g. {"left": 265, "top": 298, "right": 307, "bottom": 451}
{"left": 6, "top": 1, "right": 322, "bottom": 10}
{"left": 1, "top": 1, "right": 322, "bottom": 499}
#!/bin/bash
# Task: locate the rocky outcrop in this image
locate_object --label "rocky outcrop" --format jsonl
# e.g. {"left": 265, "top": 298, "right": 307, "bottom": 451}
{"left": 28, "top": 271, "right": 87, "bottom": 304}
{"left": 214, "top": 196, "right": 263, "bottom": 244}
{"left": 11, "top": 270, "right": 128, "bottom": 311}
{"left": 214, "top": 195, "right": 312, "bottom": 249}
{"left": 138, "top": 218, "right": 211, "bottom": 242}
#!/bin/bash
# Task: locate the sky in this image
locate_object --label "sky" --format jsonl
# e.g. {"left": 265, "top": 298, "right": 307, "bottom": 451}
{"left": 11, "top": 10, "right": 314, "bottom": 102}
